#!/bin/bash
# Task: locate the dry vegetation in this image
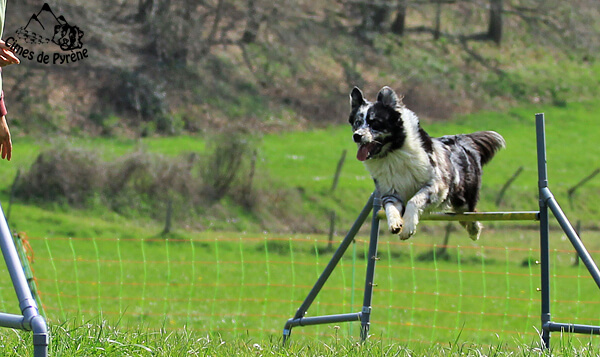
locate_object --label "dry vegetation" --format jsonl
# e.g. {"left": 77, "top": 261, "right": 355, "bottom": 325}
{"left": 12, "top": 135, "right": 316, "bottom": 232}
{"left": 2, "top": 1, "right": 598, "bottom": 136}
{"left": 4, "top": 1, "right": 600, "bottom": 233}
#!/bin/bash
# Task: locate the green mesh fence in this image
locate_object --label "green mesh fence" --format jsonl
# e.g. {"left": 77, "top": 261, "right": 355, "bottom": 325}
{"left": 3, "top": 225, "right": 600, "bottom": 346}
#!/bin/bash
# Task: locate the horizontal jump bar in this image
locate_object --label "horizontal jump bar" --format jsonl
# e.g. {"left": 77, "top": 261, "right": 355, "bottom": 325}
{"left": 285, "top": 312, "right": 361, "bottom": 329}
{"left": 0, "top": 312, "right": 26, "bottom": 330}
{"left": 546, "top": 322, "right": 600, "bottom": 335}
{"left": 377, "top": 210, "right": 540, "bottom": 222}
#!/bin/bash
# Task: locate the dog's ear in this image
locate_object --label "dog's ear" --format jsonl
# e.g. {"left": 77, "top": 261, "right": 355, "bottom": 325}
{"left": 377, "top": 86, "right": 401, "bottom": 108}
{"left": 350, "top": 87, "right": 365, "bottom": 108}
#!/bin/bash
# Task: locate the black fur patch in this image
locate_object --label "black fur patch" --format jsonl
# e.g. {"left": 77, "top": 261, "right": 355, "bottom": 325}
{"left": 418, "top": 127, "right": 433, "bottom": 154}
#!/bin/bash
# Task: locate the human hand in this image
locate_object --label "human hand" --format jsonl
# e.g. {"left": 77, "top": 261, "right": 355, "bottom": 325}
{"left": 0, "top": 116, "right": 12, "bottom": 161}
{"left": 0, "top": 40, "right": 20, "bottom": 67}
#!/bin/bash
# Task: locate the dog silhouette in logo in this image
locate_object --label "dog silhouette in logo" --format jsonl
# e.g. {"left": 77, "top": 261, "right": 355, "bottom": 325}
{"left": 52, "top": 23, "right": 83, "bottom": 51}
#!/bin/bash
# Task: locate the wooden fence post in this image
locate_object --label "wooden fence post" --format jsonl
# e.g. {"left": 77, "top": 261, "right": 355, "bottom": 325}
{"left": 495, "top": 166, "right": 523, "bottom": 207}
{"left": 6, "top": 168, "right": 21, "bottom": 222}
{"left": 328, "top": 150, "right": 347, "bottom": 251}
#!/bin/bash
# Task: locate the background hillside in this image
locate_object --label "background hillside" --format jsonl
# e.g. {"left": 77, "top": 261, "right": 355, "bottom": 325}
{"left": 2, "top": 0, "right": 599, "bottom": 136}
{"left": 1, "top": 0, "right": 600, "bottom": 236}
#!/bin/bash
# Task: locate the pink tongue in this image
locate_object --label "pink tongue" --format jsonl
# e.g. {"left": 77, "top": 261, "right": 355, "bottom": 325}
{"left": 357, "top": 144, "right": 372, "bottom": 161}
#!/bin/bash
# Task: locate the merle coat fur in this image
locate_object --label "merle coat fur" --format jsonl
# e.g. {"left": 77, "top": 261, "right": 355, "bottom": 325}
{"left": 349, "top": 86, "right": 505, "bottom": 240}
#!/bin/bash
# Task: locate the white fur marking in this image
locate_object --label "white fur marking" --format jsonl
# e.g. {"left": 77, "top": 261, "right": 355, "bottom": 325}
{"left": 399, "top": 203, "right": 418, "bottom": 240}
{"left": 363, "top": 114, "right": 431, "bottom": 202}
{"left": 385, "top": 203, "right": 403, "bottom": 233}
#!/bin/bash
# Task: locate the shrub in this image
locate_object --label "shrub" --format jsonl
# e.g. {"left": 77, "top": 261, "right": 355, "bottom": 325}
{"left": 104, "top": 150, "right": 200, "bottom": 218}
{"left": 199, "top": 131, "right": 258, "bottom": 204}
{"left": 13, "top": 133, "right": 266, "bottom": 224}
{"left": 12, "top": 133, "right": 319, "bottom": 233}
{"left": 14, "top": 145, "right": 104, "bottom": 207}
{"left": 99, "top": 70, "right": 177, "bottom": 135}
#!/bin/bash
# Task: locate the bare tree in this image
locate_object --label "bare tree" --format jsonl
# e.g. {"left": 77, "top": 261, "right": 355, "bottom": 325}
{"left": 434, "top": 0, "right": 442, "bottom": 40}
{"left": 360, "top": 2, "right": 390, "bottom": 34}
{"left": 487, "top": 0, "right": 503, "bottom": 44}
{"left": 241, "top": 0, "right": 261, "bottom": 44}
{"left": 390, "top": 0, "right": 408, "bottom": 35}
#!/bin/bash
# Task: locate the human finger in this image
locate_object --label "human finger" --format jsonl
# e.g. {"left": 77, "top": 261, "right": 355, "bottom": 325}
{"left": 2, "top": 140, "right": 10, "bottom": 161}
{"left": 0, "top": 49, "right": 19, "bottom": 64}
{"left": 0, "top": 56, "right": 13, "bottom": 67}
{"left": 0, "top": 53, "right": 19, "bottom": 67}
{"left": 0, "top": 41, "right": 18, "bottom": 56}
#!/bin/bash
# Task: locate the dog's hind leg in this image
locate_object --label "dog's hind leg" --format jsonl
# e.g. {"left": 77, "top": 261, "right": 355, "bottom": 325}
{"left": 382, "top": 195, "right": 404, "bottom": 234}
{"left": 459, "top": 195, "right": 483, "bottom": 240}
{"left": 460, "top": 220, "right": 482, "bottom": 241}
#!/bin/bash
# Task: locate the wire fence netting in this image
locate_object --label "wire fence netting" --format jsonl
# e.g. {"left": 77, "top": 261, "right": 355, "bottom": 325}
{"left": 2, "top": 224, "right": 600, "bottom": 346}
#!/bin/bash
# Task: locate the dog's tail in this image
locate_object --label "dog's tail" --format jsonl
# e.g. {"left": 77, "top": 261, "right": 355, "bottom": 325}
{"left": 466, "top": 131, "right": 506, "bottom": 166}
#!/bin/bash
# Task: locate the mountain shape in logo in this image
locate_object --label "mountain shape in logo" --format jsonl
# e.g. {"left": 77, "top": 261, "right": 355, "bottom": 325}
{"left": 17, "top": 3, "right": 83, "bottom": 51}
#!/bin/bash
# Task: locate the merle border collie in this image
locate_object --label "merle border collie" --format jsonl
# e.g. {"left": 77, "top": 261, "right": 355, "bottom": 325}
{"left": 349, "top": 86, "right": 505, "bottom": 240}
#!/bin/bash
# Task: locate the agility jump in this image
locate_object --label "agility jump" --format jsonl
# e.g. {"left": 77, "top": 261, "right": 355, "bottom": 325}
{"left": 283, "top": 113, "right": 600, "bottom": 349}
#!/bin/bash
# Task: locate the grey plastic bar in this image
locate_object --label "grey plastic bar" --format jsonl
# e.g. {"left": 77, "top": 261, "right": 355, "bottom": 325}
{"left": 536, "top": 113, "right": 552, "bottom": 349}
{"left": 377, "top": 210, "right": 540, "bottom": 221}
{"left": 285, "top": 312, "right": 362, "bottom": 328}
{"left": 0, "top": 202, "right": 48, "bottom": 357}
{"left": 536, "top": 113, "right": 600, "bottom": 349}
{"left": 547, "top": 322, "right": 600, "bottom": 335}
{"left": 360, "top": 194, "right": 381, "bottom": 340}
{"left": 0, "top": 312, "right": 25, "bottom": 329}
{"left": 292, "top": 192, "right": 373, "bottom": 320}
{"left": 542, "top": 188, "right": 600, "bottom": 289}
{"left": 283, "top": 193, "right": 375, "bottom": 343}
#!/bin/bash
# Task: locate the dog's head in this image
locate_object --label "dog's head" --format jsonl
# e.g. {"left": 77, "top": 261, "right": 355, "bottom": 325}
{"left": 349, "top": 86, "right": 407, "bottom": 161}
{"left": 52, "top": 23, "right": 84, "bottom": 50}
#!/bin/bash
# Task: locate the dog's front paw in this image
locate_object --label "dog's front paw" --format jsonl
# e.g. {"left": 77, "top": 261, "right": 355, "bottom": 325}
{"left": 398, "top": 219, "right": 417, "bottom": 240}
{"left": 384, "top": 204, "right": 403, "bottom": 234}
{"left": 388, "top": 216, "right": 403, "bottom": 234}
{"left": 398, "top": 225, "right": 416, "bottom": 240}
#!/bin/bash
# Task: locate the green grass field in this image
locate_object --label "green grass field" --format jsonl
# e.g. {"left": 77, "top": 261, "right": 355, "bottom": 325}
{"left": 3, "top": 227, "right": 600, "bottom": 355}
{"left": 4, "top": 100, "right": 600, "bottom": 238}
{"left": 1, "top": 102, "right": 600, "bottom": 355}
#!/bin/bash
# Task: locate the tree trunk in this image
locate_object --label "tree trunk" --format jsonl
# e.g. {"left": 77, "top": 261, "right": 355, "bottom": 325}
{"left": 434, "top": 0, "right": 441, "bottom": 40}
{"left": 241, "top": 0, "right": 261, "bottom": 44}
{"left": 360, "top": 2, "right": 389, "bottom": 34}
{"left": 137, "top": 0, "right": 155, "bottom": 22}
{"left": 488, "top": 0, "right": 503, "bottom": 44}
{"left": 391, "top": 0, "right": 407, "bottom": 36}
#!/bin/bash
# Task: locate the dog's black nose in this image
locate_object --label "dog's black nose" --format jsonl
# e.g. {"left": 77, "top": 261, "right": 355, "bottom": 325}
{"left": 353, "top": 133, "right": 362, "bottom": 143}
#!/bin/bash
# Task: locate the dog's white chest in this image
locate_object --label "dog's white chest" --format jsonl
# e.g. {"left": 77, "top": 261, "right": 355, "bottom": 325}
{"left": 364, "top": 149, "right": 431, "bottom": 202}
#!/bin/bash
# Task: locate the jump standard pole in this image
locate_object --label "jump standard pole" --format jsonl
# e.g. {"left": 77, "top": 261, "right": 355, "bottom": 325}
{"left": 0, "top": 201, "right": 48, "bottom": 357}
{"left": 536, "top": 113, "right": 600, "bottom": 349}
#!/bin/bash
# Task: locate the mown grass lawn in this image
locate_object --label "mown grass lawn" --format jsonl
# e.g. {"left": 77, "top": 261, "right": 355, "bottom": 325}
{"left": 2, "top": 100, "right": 600, "bottom": 238}
{"left": 0, "top": 102, "right": 600, "bottom": 355}
{"left": 2, "top": 225, "right": 600, "bottom": 353}
{"left": 6, "top": 322, "right": 600, "bottom": 357}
